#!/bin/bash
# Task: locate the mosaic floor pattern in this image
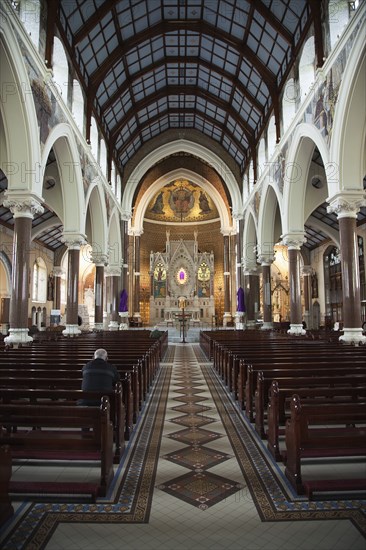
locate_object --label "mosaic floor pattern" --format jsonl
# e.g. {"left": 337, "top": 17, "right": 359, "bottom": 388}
{"left": 1, "top": 343, "right": 365, "bottom": 549}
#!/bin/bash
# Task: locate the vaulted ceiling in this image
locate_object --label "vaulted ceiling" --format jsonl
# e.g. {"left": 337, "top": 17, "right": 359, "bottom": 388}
{"left": 52, "top": 0, "right": 322, "bottom": 177}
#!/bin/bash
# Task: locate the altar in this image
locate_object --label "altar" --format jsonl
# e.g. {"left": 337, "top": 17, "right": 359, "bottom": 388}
{"left": 149, "top": 232, "right": 215, "bottom": 326}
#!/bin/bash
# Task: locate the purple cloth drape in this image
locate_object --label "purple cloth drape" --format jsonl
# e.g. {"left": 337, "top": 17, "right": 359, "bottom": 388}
{"left": 237, "top": 287, "right": 245, "bottom": 312}
{"left": 119, "top": 289, "right": 128, "bottom": 312}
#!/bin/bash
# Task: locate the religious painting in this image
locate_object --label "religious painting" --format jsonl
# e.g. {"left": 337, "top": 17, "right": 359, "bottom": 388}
{"left": 153, "top": 263, "right": 166, "bottom": 298}
{"left": 146, "top": 180, "right": 218, "bottom": 222}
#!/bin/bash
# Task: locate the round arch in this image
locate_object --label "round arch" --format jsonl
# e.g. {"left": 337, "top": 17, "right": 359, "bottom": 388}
{"left": 85, "top": 183, "right": 108, "bottom": 256}
{"left": 0, "top": 15, "right": 41, "bottom": 194}
{"left": 283, "top": 123, "right": 330, "bottom": 234}
{"left": 41, "top": 124, "right": 85, "bottom": 234}
{"left": 108, "top": 209, "right": 122, "bottom": 267}
{"left": 122, "top": 139, "right": 242, "bottom": 218}
{"left": 329, "top": 25, "right": 366, "bottom": 195}
{"left": 0, "top": 251, "right": 12, "bottom": 296}
{"left": 133, "top": 168, "right": 231, "bottom": 233}
{"left": 242, "top": 210, "right": 258, "bottom": 269}
{"left": 258, "top": 181, "right": 283, "bottom": 256}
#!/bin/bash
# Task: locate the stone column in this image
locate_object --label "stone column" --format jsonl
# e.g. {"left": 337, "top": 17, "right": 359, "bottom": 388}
{"left": 233, "top": 214, "right": 243, "bottom": 289}
{"left": 301, "top": 265, "right": 313, "bottom": 330}
{"left": 282, "top": 234, "right": 306, "bottom": 335}
{"left": 62, "top": 235, "right": 86, "bottom": 337}
{"left": 53, "top": 266, "right": 64, "bottom": 311}
{"left": 3, "top": 195, "right": 44, "bottom": 346}
{"left": 258, "top": 255, "right": 275, "bottom": 330}
{"left": 120, "top": 211, "right": 131, "bottom": 300}
{"left": 132, "top": 230, "right": 143, "bottom": 322}
{"left": 91, "top": 253, "right": 108, "bottom": 331}
{"left": 328, "top": 193, "right": 366, "bottom": 344}
{"left": 222, "top": 231, "right": 231, "bottom": 326}
{"left": 243, "top": 267, "right": 259, "bottom": 329}
{"left": 106, "top": 266, "right": 121, "bottom": 330}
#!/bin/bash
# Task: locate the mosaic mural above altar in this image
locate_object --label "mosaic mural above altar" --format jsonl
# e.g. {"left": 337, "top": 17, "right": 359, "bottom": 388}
{"left": 146, "top": 180, "right": 219, "bottom": 223}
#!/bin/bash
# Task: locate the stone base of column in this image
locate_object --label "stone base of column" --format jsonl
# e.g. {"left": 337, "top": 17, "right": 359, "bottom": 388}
{"left": 261, "top": 321, "right": 273, "bottom": 330}
{"left": 62, "top": 324, "right": 81, "bottom": 337}
{"left": 93, "top": 322, "right": 104, "bottom": 331}
{"left": 287, "top": 323, "right": 306, "bottom": 336}
{"left": 223, "top": 313, "right": 231, "bottom": 327}
{"left": 339, "top": 328, "right": 366, "bottom": 345}
{"left": 4, "top": 328, "right": 33, "bottom": 347}
{"left": 108, "top": 320, "right": 119, "bottom": 331}
{"left": 1, "top": 323, "right": 9, "bottom": 335}
{"left": 119, "top": 312, "right": 129, "bottom": 330}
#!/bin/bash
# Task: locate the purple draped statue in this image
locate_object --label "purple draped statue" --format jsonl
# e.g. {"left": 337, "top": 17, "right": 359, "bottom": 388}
{"left": 237, "top": 287, "right": 245, "bottom": 312}
{"left": 119, "top": 289, "right": 128, "bottom": 312}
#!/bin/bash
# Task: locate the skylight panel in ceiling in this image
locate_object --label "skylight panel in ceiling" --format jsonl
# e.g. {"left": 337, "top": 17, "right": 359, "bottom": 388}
{"left": 200, "top": 36, "right": 239, "bottom": 74}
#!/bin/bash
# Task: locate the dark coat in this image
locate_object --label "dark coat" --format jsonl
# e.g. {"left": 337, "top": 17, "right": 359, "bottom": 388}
{"left": 80, "top": 358, "right": 120, "bottom": 405}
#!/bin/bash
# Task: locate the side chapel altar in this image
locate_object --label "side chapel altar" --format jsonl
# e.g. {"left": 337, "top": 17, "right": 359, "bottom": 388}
{"left": 149, "top": 232, "right": 215, "bottom": 326}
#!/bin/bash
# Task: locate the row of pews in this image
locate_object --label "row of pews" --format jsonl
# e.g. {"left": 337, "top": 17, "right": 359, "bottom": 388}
{"left": 0, "top": 329, "right": 168, "bottom": 517}
{"left": 200, "top": 330, "right": 366, "bottom": 499}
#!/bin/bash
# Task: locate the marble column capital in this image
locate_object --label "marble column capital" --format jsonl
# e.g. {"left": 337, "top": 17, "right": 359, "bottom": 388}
{"left": 61, "top": 233, "right": 87, "bottom": 250}
{"left": 327, "top": 192, "right": 366, "bottom": 219}
{"left": 258, "top": 255, "right": 275, "bottom": 266}
{"left": 232, "top": 211, "right": 243, "bottom": 221}
{"left": 3, "top": 194, "right": 44, "bottom": 219}
{"left": 53, "top": 266, "right": 65, "bottom": 277}
{"left": 105, "top": 265, "right": 121, "bottom": 277}
{"left": 90, "top": 252, "right": 109, "bottom": 266}
{"left": 281, "top": 233, "right": 306, "bottom": 250}
{"left": 301, "top": 265, "right": 313, "bottom": 276}
{"left": 120, "top": 210, "right": 132, "bottom": 221}
{"left": 243, "top": 266, "right": 259, "bottom": 276}
{"left": 129, "top": 227, "right": 143, "bottom": 237}
{"left": 220, "top": 227, "right": 234, "bottom": 237}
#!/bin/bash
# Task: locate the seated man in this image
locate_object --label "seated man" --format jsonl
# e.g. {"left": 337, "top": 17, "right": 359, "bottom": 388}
{"left": 79, "top": 348, "right": 120, "bottom": 405}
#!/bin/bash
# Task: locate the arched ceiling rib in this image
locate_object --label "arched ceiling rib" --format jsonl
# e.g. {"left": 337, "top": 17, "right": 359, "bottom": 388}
{"left": 56, "top": 0, "right": 315, "bottom": 175}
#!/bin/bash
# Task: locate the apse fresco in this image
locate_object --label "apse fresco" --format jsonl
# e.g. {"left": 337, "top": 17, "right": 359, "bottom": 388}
{"left": 146, "top": 180, "right": 219, "bottom": 222}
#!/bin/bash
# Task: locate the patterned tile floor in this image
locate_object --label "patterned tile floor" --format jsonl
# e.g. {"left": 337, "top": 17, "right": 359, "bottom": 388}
{"left": 0, "top": 343, "right": 365, "bottom": 550}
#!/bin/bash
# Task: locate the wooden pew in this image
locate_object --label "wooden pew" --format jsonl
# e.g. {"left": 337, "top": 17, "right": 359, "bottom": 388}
{"left": 0, "top": 384, "right": 126, "bottom": 462}
{"left": 265, "top": 379, "right": 366, "bottom": 460}
{"left": 0, "top": 366, "right": 138, "bottom": 427}
{"left": 244, "top": 363, "right": 366, "bottom": 420}
{"left": 284, "top": 395, "right": 366, "bottom": 497}
{"left": 0, "top": 444, "right": 14, "bottom": 526}
{"left": 0, "top": 397, "right": 115, "bottom": 499}
{"left": 253, "top": 370, "right": 366, "bottom": 436}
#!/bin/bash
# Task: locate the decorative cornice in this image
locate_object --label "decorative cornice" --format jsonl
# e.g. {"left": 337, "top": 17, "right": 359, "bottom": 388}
{"left": 327, "top": 192, "right": 366, "bottom": 219}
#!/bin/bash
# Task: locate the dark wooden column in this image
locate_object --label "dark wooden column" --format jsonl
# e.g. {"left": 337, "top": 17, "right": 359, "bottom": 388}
{"left": 283, "top": 235, "right": 306, "bottom": 335}
{"left": 222, "top": 231, "right": 231, "bottom": 326}
{"left": 53, "top": 266, "right": 64, "bottom": 311}
{"left": 328, "top": 195, "right": 366, "bottom": 344}
{"left": 258, "top": 255, "right": 275, "bottom": 330}
{"left": 106, "top": 267, "right": 121, "bottom": 330}
{"left": 3, "top": 196, "right": 43, "bottom": 346}
{"left": 91, "top": 253, "right": 107, "bottom": 331}
{"left": 62, "top": 235, "right": 85, "bottom": 337}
